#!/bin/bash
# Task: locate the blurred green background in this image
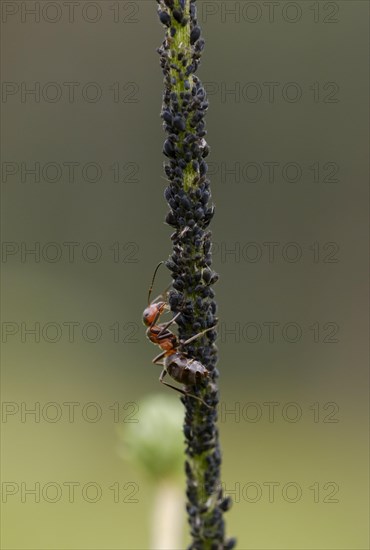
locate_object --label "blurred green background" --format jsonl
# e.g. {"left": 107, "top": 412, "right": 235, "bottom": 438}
{"left": 1, "top": 1, "right": 369, "bottom": 548}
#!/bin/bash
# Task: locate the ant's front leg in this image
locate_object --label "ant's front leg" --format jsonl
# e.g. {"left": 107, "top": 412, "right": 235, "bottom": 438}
{"left": 179, "top": 325, "right": 218, "bottom": 347}
{"left": 149, "top": 285, "right": 172, "bottom": 306}
{"left": 156, "top": 312, "right": 181, "bottom": 337}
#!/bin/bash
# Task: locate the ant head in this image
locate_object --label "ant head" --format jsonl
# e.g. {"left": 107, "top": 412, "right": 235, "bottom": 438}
{"left": 143, "top": 301, "right": 167, "bottom": 326}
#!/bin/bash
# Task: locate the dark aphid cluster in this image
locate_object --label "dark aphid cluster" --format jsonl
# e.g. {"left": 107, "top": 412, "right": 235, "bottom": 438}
{"left": 157, "top": 1, "right": 235, "bottom": 549}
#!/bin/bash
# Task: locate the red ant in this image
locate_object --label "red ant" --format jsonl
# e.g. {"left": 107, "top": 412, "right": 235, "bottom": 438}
{"left": 143, "top": 262, "right": 216, "bottom": 406}
{"left": 143, "top": 262, "right": 178, "bottom": 352}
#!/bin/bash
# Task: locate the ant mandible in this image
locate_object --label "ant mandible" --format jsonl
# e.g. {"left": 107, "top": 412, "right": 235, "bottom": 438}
{"left": 143, "top": 262, "right": 216, "bottom": 407}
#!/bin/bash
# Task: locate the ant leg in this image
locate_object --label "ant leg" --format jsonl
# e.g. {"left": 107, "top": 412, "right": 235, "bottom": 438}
{"left": 150, "top": 294, "right": 167, "bottom": 305}
{"left": 152, "top": 350, "right": 167, "bottom": 365}
{"left": 150, "top": 284, "right": 173, "bottom": 307}
{"left": 159, "top": 369, "right": 187, "bottom": 396}
{"left": 157, "top": 312, "right": 181, "bottom": 337}
{"left": 181, "top": 325, "right": 217, "bottom": 346}
{"left": 159, "top": 370, "right": 211, "bottom": 409}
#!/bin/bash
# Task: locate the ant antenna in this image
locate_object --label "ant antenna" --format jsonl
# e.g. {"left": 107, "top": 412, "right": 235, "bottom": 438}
{"left": 148, "top": 261, "right": 164, "bottom": 305}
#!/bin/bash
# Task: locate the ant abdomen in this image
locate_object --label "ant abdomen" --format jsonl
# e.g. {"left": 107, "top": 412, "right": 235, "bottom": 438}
{"left": 165, "top": 353, "right": 208, "bottom": 386}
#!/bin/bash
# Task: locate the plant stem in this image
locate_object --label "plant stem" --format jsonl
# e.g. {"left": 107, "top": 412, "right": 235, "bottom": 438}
{"left": 151, "top": 480, "right": 184, "bottom": 550}
{"left": 156, "top": 1, "right": 236, "bottom": 548}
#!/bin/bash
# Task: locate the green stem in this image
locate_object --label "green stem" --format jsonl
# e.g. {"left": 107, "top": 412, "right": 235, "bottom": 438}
{"left": 157, "top": 1, "right": 235, "bottom": 548}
